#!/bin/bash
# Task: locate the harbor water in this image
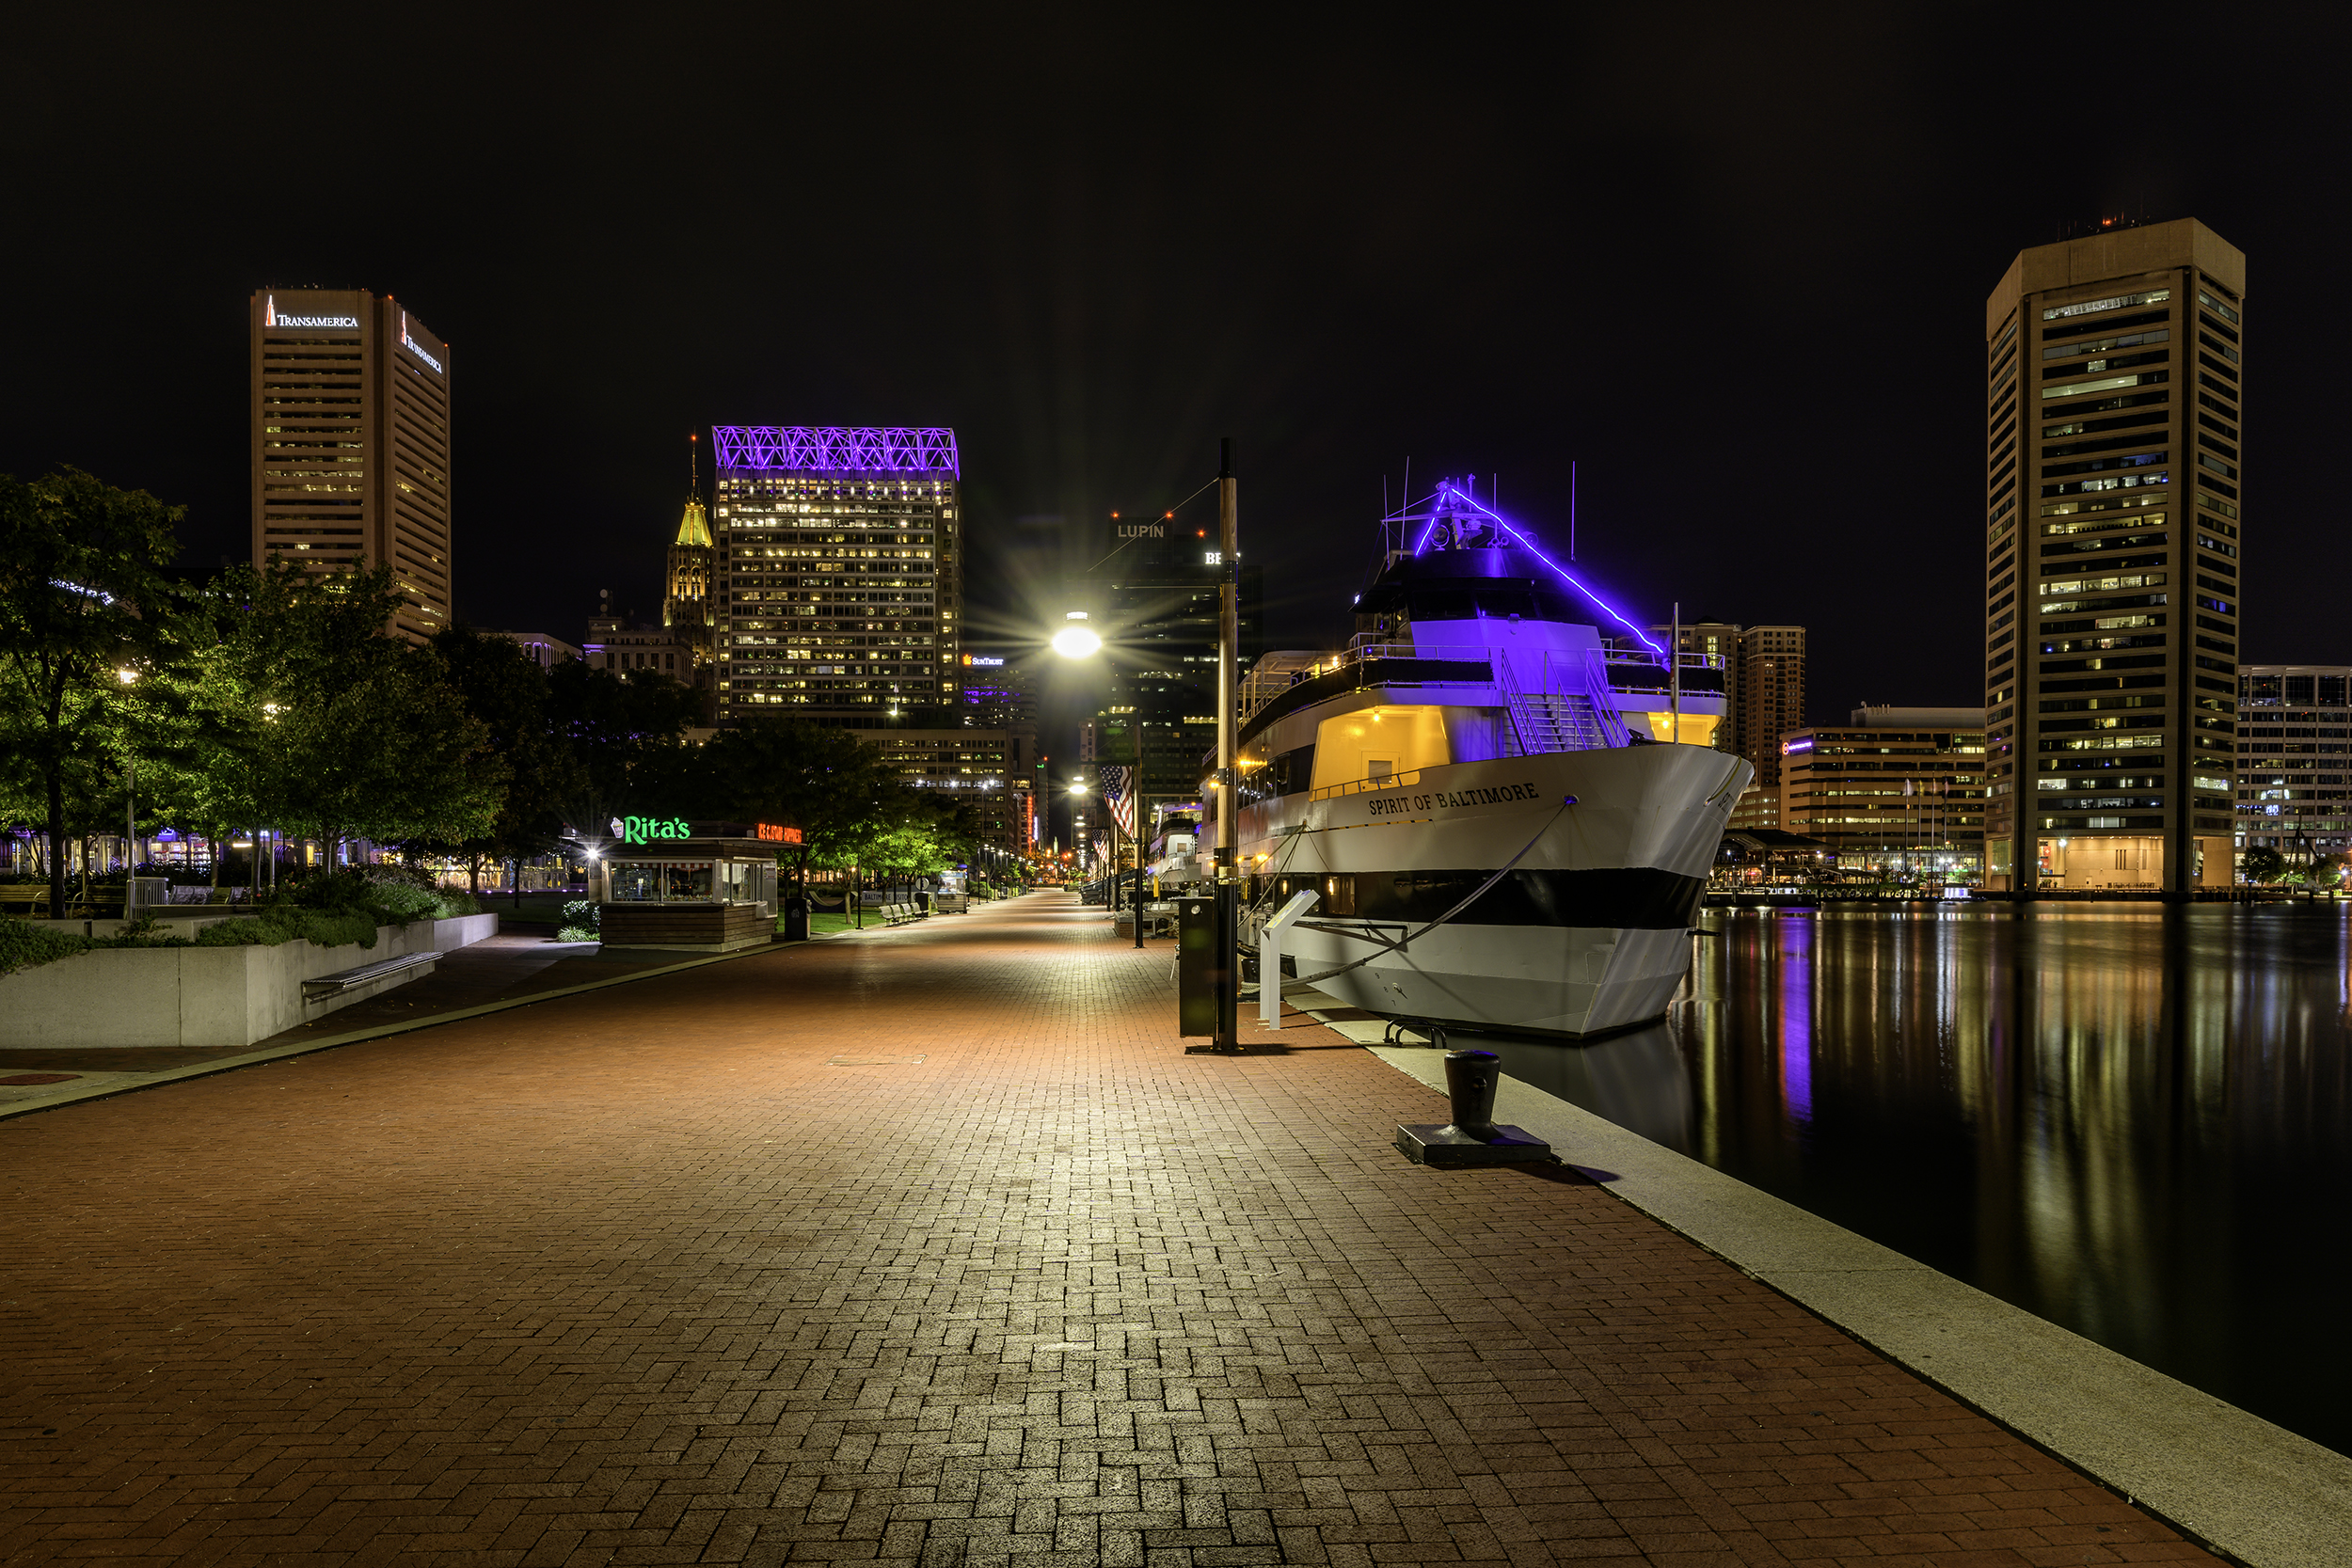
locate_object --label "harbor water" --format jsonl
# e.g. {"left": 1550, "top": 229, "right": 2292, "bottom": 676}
{"left": 1476, "top": 905, "right": 2352, "bottom": 1459}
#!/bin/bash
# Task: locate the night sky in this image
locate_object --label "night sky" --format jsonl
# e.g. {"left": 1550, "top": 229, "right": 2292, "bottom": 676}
{"left": 9, "top": 7, "right": 2349, "bottom": 761}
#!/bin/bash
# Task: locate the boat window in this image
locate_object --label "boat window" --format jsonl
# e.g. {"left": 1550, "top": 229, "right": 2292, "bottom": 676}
{"left": 1311, "top": 706, "right": 1450, "bottom": 792}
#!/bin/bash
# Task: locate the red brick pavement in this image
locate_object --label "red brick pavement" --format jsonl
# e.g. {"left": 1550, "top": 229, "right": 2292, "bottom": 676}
{"left": 0, "top": 895, "right": 2215, "bottom": 1567}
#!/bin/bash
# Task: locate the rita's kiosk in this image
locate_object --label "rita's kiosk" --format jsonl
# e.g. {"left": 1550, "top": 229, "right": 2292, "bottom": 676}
{"left": 596, "top": 817, "right": 786, "bottom": 952}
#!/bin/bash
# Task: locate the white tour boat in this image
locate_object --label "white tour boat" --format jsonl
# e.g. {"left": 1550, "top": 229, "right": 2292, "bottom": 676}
{"left": 1223, "top": 479, "right": 1750, "bottom": 1037}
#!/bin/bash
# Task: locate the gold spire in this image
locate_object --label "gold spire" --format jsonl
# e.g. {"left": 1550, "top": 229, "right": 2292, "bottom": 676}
{"left": 675, "top": 432, "right": 712, "bottom": 546}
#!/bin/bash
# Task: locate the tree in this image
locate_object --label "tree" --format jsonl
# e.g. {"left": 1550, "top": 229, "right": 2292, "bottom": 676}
{"left": 0, "top": 469, "right": 183, "bottom": 911}
{"left": 2240, "top": 846, "right": 2287, "bottom": 884}
{"left": 647, "top": 719, "right": 898, "bottom": 895}
{"left": 546, "top": 660, "right": 702, "bottom": 856}
{"left": 412, "top": 627, "right": 581, "bottom": 896}
{"left": 181, "top": 561, "right": 503, "bottom": 864}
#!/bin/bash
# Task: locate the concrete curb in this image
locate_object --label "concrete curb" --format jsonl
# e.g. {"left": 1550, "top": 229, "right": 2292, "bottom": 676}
{"left": 0, "top": 928, "right": 867, "bottom": 1123}
{"left": 1362, "top": 1041, "right": 2352, "bottom": 1568}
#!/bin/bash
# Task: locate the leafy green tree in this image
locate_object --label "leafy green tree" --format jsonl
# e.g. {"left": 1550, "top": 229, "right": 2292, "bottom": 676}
{"left": 0, "top": 468, "right": 183, "bottom": 911}
{"left": 412, "top": 627, "right": 581, "bottom": 896}
{"left": 2240, "top": 846, "right": 2287, "bottom": 884}
{"left": 545, "top": 660, "right": 701, "bottom": 856}
{"left": 175, "top": 561, "right": 502, "bottom": 865}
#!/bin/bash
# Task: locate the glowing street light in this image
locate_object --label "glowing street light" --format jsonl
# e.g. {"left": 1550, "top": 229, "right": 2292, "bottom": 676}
{"left": 1050, "top": 611, "right": 1101, "bottom": 660}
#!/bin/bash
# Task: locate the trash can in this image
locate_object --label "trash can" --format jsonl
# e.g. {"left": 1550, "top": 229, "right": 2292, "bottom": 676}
{"left": 781, "top": 894, "right": 810, "bottom": 942}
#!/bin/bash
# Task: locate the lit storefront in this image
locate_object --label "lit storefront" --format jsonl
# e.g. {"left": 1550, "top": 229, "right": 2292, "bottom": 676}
{"left": 596, "top": 818, "right": 787, "bottom": 951}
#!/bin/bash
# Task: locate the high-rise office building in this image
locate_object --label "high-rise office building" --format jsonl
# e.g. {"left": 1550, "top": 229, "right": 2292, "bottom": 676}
{"left": 2234, "top": 665, "right": 2351, "bottom": 862}
{"left": 249, "top": 289, "right": 453, "bottom": 642}
{"left": 1082, "top": 511, "right": 1263, "bottom": 801}
{"left": 710, "top": 426, "right": 961, "bottom": 722}
{"left": 1669, "top": 621, "right": 1804, "bottom": 831}
{"left": 1980, "top": 219, "right": 2244, "bottom": 893}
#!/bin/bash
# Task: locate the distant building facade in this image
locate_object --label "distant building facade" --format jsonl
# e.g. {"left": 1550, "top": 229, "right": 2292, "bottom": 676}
{"left": 249, "top": 288, "right": 453, "bottom": 642}
{"left": 961, "top": 652, "right": 1041, "bottom": 846}
{"left": 1656, "top": 621, "right": 1803, "bottom": 831}
{"left": 1081, "top": 512, "right": 1263, "bottom": 801}
{"left": 1778, "top": 709, "right": 1989, "bottom": 874}
{"left": 1980, "top": 218, "right": 2245, "bottom": 893}
{"left": 2235, "top": 665, "right": 2352, "bottom": 860}
{"left": 873, "top": 727, "right": 1020, "bottom": 853}
{"left": 710, "top": 426, "right": 962, "bottom": 722}
{"left": 584, "top": 615, "right": 698, "bottom": 679}
{"left": 484, "top": 631, "right": 582, "bottom": 671}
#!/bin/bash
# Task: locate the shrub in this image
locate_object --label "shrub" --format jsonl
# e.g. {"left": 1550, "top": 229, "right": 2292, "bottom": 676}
{"left": 284, "top": 867, "right": 473, "bottom": 927}
{"left": 562, "top": 899, "right": 600, "bottom": 932}
{"left": 0, "top": 919, "right": 90, "bottom": 974}
{"left": 194, "top": 909, "right": 378, "bottom": 949}
{"left": 555, "top": 926, "right": 599, "bottom": 943}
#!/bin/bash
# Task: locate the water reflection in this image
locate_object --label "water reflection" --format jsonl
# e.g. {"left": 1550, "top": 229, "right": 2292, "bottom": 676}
{"left": 1476, "top": 907, "right": 2352, "bottom": 1459}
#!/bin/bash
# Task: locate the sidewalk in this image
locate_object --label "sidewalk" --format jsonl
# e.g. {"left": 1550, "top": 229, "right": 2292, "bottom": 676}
{"left": 0, "top": 918, "right": 916, "bottom": 1117}
{"left": 0, "top": 893, "right": 2216, "bottom": 1565}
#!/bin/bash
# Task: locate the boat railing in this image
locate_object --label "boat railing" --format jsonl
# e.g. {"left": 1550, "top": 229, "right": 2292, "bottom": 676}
{"left": 1240, "top": 643, "right": 1495, "bottom": 721}
{"left": 1239, "top": 642, "right": 1731, "bottom": 725}
{"left": 1308, "top": 768, "right": 1426, "bottom": 803}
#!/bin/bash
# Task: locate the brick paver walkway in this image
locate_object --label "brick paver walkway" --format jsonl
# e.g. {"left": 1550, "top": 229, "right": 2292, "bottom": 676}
{"left": 0, "top": 895, "right": 2211, "bottom": 1566}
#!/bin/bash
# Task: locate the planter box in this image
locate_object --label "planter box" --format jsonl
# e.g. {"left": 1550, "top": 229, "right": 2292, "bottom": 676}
{"left": 0, "top": 912, "right": 500, "bottom": 1050}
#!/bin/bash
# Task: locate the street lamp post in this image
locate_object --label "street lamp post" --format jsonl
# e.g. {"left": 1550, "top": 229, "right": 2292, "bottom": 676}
{"left": 1200, "top": 437, "right": 1242, "bottom": 1053}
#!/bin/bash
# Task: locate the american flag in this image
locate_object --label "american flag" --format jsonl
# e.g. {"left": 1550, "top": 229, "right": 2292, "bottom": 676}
{"left": 1099, "top": 765, "right": 1136, "bottom": 837}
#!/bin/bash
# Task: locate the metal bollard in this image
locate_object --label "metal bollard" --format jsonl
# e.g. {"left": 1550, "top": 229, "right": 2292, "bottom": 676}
{"left": 1441, "top": 1050, "right": 1501, "bottom": 1137}
{"left": 1393, "top": 1044, "right": 1551, "bottom": 1167}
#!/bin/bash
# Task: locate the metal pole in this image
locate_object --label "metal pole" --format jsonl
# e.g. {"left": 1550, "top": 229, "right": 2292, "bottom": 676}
{"left": 1669, "top": 601, "right": 1680, "bottom": 742}
{"left": 1134, "top": 721, "right": 1147, "bottom": 948}
{"left": 1215, "top": 437, "right": 1240, "bottom": 1051}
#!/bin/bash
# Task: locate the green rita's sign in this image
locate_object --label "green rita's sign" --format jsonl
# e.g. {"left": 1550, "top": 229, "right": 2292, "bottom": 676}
{"left": 611, "top": 815, "right": 691, "bottom": 846}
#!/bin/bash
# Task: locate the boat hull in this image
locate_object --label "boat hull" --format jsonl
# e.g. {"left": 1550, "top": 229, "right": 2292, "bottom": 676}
{"left": 1240, "top": 745, "right": 1749, "bottom": 1037}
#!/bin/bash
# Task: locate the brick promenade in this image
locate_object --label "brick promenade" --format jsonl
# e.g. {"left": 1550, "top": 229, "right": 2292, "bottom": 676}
{"left": 0, "top": 895, "right": 2211, "bottom": 1566}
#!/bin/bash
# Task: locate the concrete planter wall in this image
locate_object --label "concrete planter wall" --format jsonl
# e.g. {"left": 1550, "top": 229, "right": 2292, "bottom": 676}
{"left": 0, "top": 912, "right": 499, "bottom": 1050}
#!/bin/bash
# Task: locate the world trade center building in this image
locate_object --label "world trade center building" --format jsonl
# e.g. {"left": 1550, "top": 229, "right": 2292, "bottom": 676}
{"left": 1980, "top": 218, "right": 2245, "bottom": 894}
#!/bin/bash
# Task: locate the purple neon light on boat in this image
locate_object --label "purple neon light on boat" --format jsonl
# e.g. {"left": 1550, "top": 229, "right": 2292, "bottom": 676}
{"left": 711, "top": 426, "right": 961, "bottom": 476}
{"left": 1412, "top": 483, "right": 1663, "bottom": 654}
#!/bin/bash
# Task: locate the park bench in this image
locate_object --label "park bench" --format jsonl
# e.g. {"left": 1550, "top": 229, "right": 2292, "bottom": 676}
{"left": 878, "top": 903, "right": 926, "bottom": 926}
{"left": 301, "top": 951, "right": 440, "bottom": 1003}
{"left": 0, "top": 888, "right": 52, "bottom": 916}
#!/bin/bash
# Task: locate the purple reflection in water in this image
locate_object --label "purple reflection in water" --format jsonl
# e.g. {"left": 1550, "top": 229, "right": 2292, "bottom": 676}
{"left": 1779, "top": 916, "right": 1814, "bottom": 1124}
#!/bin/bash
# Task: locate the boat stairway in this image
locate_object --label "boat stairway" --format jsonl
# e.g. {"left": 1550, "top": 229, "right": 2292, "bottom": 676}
{"left": 1504, "top": 691, "right": 1612, "bottom": 754}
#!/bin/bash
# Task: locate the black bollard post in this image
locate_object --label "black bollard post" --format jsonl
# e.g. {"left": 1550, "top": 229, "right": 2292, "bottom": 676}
{"left": 1394, "top": 1046, "right": 1552, "bottom": 1167}
{"left": 1441, "top": 1050, "right": 1501, "bottom": 1137}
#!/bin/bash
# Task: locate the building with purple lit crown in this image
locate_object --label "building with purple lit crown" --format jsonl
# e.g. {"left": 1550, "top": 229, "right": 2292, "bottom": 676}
{"left": 710, "top": 427, "right": 963, "bottom": 722}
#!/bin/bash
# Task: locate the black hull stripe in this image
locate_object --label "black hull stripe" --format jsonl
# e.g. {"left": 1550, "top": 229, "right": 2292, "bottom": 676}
{"left": 1262, "top": 867, "right": 1705, "bottom": 932}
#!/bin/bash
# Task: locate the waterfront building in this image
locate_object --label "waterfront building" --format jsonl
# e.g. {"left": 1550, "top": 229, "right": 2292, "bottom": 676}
{"left": 482, "top": 631, "right": 582, "bottom": 671}
{"left": 710, "top": 426, "right": 961, "bottom": 721}
{"left": 1778, "top": 709, "right": 1989, "bottom": 875}
{"left": 2234, "top": 665, "right": 2352, "bottom": 861}
{"left": 1980, "top": 219, "right": 2244, "bottom": 893}
{"left": 249, "top": 288, "right": 453, "bottom": 642}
